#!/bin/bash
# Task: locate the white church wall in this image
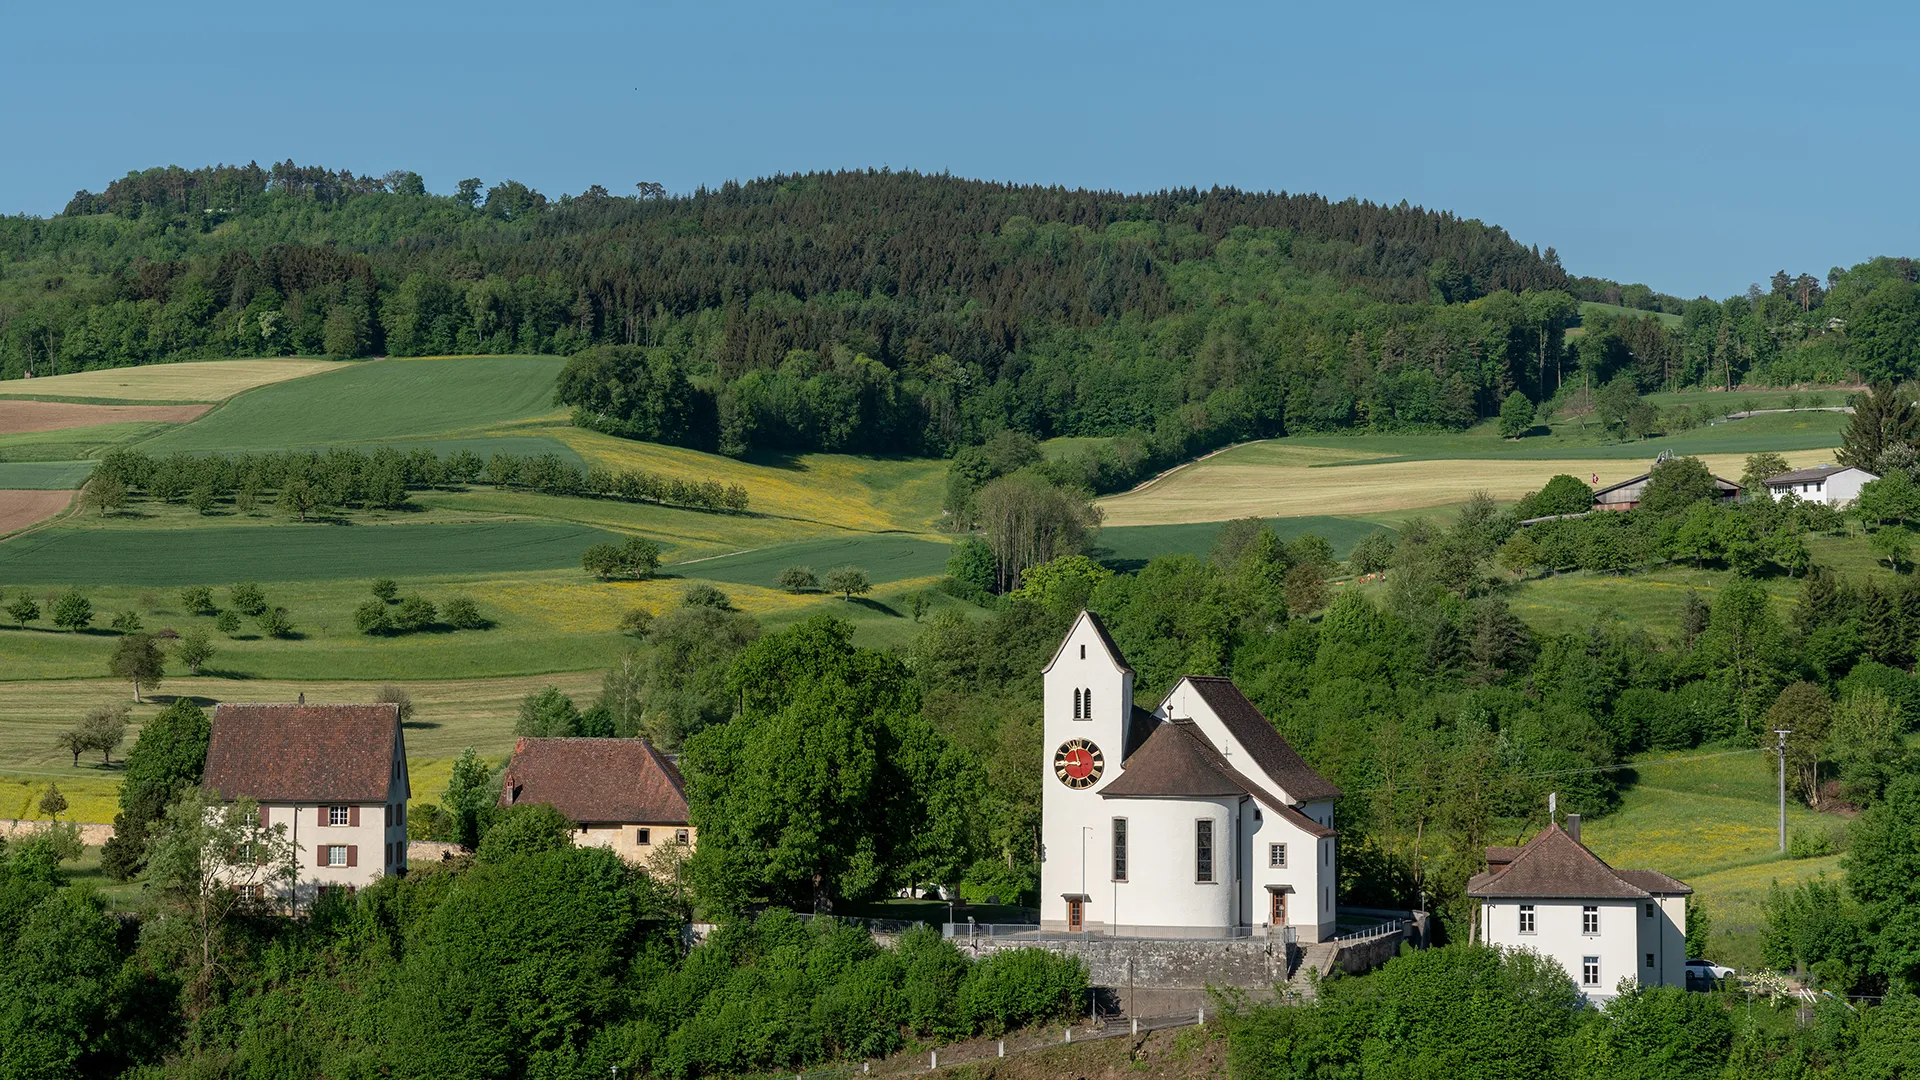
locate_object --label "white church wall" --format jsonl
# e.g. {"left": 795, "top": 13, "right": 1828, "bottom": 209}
{"left": 1246, "top": 807, "right": 1336, "bottom": 942}
{"left": 1039, "top": 613, "right": 1134, "bottom": 932}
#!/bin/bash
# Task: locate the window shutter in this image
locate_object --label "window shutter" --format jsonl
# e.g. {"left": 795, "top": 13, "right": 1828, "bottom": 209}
{"left": 346, "top": 845, "right": 358, "bottom": 868}
{"left": 316, "top": 845, "right": 327, "bottom": 868}
{"left": 317, "top": 806, "right": 327, "bottom": 827}
{"left": 258, "top": 806, "right": 269, "bottom": 828}
{"left": 349, "top": 805, "right": 360, "bottom": 828}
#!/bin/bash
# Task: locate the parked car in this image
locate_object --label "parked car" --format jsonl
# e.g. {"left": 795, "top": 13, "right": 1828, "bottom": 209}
{"left": 1684, "top": 958, "right": 1735, "bottom": 987}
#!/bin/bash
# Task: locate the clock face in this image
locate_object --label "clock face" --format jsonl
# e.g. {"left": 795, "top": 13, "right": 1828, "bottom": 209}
{"left": 1054, "top": 738, "right": 1105, "bottom": 789}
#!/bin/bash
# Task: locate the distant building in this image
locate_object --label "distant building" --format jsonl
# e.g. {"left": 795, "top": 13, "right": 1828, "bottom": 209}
{"left": 1468, "top": 817, "right": 1690, "bottom": 999}
{"left": 1040, "top": 611, "right": 1341, "bottom": 941}
{"left": 499, "top": 737, "right": 693, "bottom": 867}
{"left": 201, "top": 703, "right": 411, "bottom": 904}
{"left": 1591, "top": 470, "right": 1739, "bottom": 511}
{"left": 1762, "top": 464, "right": 1876, "bottom": 507}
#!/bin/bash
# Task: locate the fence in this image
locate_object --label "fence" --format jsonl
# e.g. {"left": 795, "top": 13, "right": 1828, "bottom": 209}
{"left": 943, "top": 922, "right": 1263, "bottom": 943}
{"left": 1331, "top": 918, "right": 1405, "bottom": 943}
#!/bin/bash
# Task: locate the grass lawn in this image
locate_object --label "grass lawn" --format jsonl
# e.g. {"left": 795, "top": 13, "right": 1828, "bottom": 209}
{"left": 0, "top": 420, "right": 182, "bottom": 461}
{"left": 0, "top": 520, "right": 624, "bottom": 585}
{"left": 1099, "top": 515, "right": 1389, "bottom": 567}
{"left": 681, "top": 535, "right": 953, "bottom": 590}
{"left": 137, "top": 356, "right": 569, "bottom": 452}
{"left": 1576, "top": 301, "right": 1684, "bottom": 329}
{"left": 0, "top": 358, "right": 341, "bottom": 403}
{"left": 1582, "top": 749, "right": 1849, "bottom": 971}
{"left": 0, "top": 461, "right": 97, "bottom": 489}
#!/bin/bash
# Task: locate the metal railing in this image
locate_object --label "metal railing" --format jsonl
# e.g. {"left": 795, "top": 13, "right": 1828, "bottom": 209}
{"left": 1330, "top": 918, "right": 1405, "bottom": 943}
{"left": 945, "top": 921, "right": 1265, "bottom": 943}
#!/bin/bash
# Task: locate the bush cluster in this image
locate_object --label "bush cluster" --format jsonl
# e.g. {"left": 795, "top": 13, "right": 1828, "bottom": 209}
{"left": 89, "top": 446, "right": 749, "bottom": 516}
{"left": 353, "top": 580, "right": 487, "bottom": 635}
{"left": 582, "top": 536, "right": 663, "bottom": 580}
{"left": 177, "top": 582, "right": 296, "bottom": 638}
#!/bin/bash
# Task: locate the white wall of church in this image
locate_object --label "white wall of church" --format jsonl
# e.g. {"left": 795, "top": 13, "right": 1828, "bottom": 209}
{"left": 1039, "top": 614, "right": 1135, "bottom": 932}
{"left": 1244, "top": 807, "right": 1336, "bottom": 941}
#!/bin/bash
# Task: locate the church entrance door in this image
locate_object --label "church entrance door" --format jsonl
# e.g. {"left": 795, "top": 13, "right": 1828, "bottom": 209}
{"left": 1270, "top": 891, "right": 1287, "bottom": 927}
{"left": 1066, "top": 897, "right": 1084, "bottom": 932}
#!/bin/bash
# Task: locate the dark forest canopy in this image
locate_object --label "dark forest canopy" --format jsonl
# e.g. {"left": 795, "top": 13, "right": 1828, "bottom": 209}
{"left": 5, "top": 162, "right": 1918, "bottom": 461}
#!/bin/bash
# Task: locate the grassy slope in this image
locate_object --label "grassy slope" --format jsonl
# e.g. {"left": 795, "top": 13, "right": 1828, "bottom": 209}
{"left": 1577, "top": 301, "right": 1684, "bottom": 329}
{"left": 0, "top": 358, "right": 341, "bottom": 403}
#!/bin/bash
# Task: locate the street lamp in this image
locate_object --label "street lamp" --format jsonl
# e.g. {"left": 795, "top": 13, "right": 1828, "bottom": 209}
{"left": 1774, "top": 729, "right": 1791, "bottom": 853}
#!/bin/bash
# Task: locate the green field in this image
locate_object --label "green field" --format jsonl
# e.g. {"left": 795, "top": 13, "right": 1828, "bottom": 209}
{"left": 0, "top": 461, "right": 96, "bottom": 488}
{"left": 1100, "top": 515, "right": 1387, "bottom": 566}
{"left": 1576, "top": 301, "right": 1684, "bottom": 329}
{"left": 137, "top": 356, "right": 569, "bottom": 453}
{"left": 1583, "top": 749, "right": 1847, "bottom": 970}
{"left": 680, "top": 535, "right": 953, "bottom": 589}
{"left": 1281, "top": 409, "right": 1847, "bottom": 465}
{"left": 0, "top": 520, "right": 621, "bottom": 585}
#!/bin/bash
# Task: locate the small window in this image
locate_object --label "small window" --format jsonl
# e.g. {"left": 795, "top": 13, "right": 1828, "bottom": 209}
{"left": 636, "top": 828, "right": 651, "bottom": 845}
{"left": 1582, "top": 956, "right": 1601, "bottom": 987}
{"left": 329, "top": 805, "right": 350, "bottom": 827}
{"left": 1582, "top": 905, "right": 1600, "bottom": 935}
{"left": 1519, "top": 904, "right": 1535, "bottom": 934}
{"left": 326, "top": 845, "right": 347, "bottom": 867}
{"left": 1269, "top": 843, "right": 1287, "bottom": 868}
{"left": 675, "top": 829, "right": 690, "bottom": 846}
{"left": 1646, "top": 953, "right": 1656, "bottom": 969}
{"left": 1644, "top": 903, "right": 1655, "bottom": 918}
{"left": 1083, "top": 688, "right": 1092, "bottom": 716}
{"left": 1073, "top": 688, "right": 1083, "bottom": 719}
{"left": 1080, "top": 644, "right": 1086, "bottom": 659}
{"left": 1112, "top": 818, "right": 1128, "bottom": 881}
{"left": 1195, "top": 820, "right": 1214, "bottom": 883}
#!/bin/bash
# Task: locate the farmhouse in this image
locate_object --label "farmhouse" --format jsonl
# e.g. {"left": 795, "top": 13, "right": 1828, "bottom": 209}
{"left": 201, "top": 702, "right": 411, "bottom": 903}
{"left": 1762, "top": 464, "right": 1876, "bottom": 507}
{"left": 1591, "top": 469, "right": 1740, "bottom": 511}
{"left": 1468, "top": 816, "right": 1690, "bottom": 999}
{"left": 499, "top": 736, "right": 694, "bottom": 866}
{"left": 1040, "top": 611, "right": 1340, "bottom": 941}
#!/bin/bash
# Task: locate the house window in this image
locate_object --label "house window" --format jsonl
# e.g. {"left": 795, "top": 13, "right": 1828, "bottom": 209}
{"left": 326, "top": 845, "right": 347, "bottom": 867}
{"left": 1112, "top": 818, "right": 1128, "bottom": 881}
{"left": 636, "top": 828, "right": 651, "bottom": 845}
{"left": 1518, "top": 904, "right": 1535, "bottom": 934}
{"left": 1582, "top": 905, "right": 1600, "bottom": 935}
{"left": 1645, "top": 903, "right": 1655, "bottom": 918}
{"left": 1269, "top": 843, "right": 1287, "bottom": 868}
{"left": 1196, "top": 820, "right": 1214, "bottom": 883}
{"left": 1582, "top": 956, "right": 1600, "bottom": 987}
{"left": 1646, "top": 953, "right": 1656, "bottom": 969}
{"left": 329, "top": 806, "right": 350, "bottom": 827}
{"left": 675, "top": 829, "right": 690, "bottom": 846}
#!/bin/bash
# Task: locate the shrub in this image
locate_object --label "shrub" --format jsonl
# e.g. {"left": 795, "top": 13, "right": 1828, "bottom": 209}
{"left": 214, "top": 609, "right": 243, "bottom": 637}
{"left": 443, "top": 596, "right": 487, "bottom": 629}
{"left": 375, "top": 684, "right": 415, "bottom": 724}
{"left": 777, "top": 565, "right": 820, "bottom": 593}
{"left": 110, "top": 610, "right": 143, "bottom": 634}
{"left": 256, "top": 606, "right": 294, "bottom": 638}
{"left": 618, "top": 608, "right": 654, "bottom": 634}
{"left": 229, "top": 582, "right": 268, "bottom": 616}
{"left": 681, "top": 582, "right": 732, "bottom": 609}
{"left": 394, "top": 594, "right": 437, "bottom": 631}
{"left": 1789, "top": 825, "right": 1838, "bottom": 859}
{"left": 179, "top": 585, "right": 216, "bottom": 615}
{"left": 7, "top": 592, "right": 40, "bottom": 626}
{"left": 354, "top": 600, "right": 394, "bottom": 635}
{"left": 956, "top": 947, "right": 1089, "bottom": 1035}
{"left": 51, "top": 591, "right": 93, "bottom": 632}
{"left": 371, "top": 578, "right": 400, "bottom": 602}
{"left": 825, "top": 565, "right": 872, "bottom": 600}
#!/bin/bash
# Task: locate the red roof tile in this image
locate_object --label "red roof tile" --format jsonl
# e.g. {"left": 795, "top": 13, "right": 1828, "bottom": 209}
{"left": 202, "top": 703, "right": 402, "bottom": 804}
{"left": 1102, "top": 721, "right": 1336, "bottom": 838}
{"left": 1182, "top": 677, "right": 1341, "bottom": 802}
{"left": 499, "top": 737, "right": 688, "bottom": 825}
{"left": 1467, "top": 823, "right": 1690, "bottom": 899}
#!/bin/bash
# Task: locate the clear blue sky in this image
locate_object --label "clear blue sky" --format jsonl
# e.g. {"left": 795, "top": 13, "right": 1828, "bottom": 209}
{"left": 5, "top": 0, "right": 1914, "bottom": 299}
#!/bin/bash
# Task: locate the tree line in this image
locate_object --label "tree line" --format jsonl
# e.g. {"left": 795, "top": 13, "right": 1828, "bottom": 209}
{"left": 87, "top": 446, "right": 749, "bottom": 516}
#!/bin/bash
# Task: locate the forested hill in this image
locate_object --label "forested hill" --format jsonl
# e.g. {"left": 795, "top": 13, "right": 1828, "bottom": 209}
{"left": 5, "top": 163, "right": 1916, "bottom": 464}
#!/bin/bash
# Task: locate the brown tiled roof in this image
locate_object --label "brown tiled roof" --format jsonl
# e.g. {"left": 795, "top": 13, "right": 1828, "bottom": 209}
{"left": 1043, "top": 610, "right": 1136, "bottom": 675}
{"left": 1182, "top": 677, "right": 1341, "bottom": 802}
{"left": 1101, "top": 721, "right": 1336, "bottom": 838}
{"left": 499, "top": 737, "right": 688, "bottom": 825}
{"left": 1486, "top": 846, "right": 1523, "bottom": 866}
{"left": 202, "top": 703, "right": 401, "bottom": 804}
{"left": 1467, "top": 823, "right": 1688, "bottom": 899}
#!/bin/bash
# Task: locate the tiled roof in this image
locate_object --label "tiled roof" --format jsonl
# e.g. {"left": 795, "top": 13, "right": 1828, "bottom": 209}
{"left": 1467, "top": 823, "right": 1690, "bottom": 899}
{"left": 499, "top": 737, "right": 688, "bottom": 825}
{"left": 202, "top": 703, "right": 401, "bottom": 804}
{"left": 1182, "top": 677, "right": 1342, "bottom": 802}
{"left": 1101, "top": 721, "right": 1336, "bottom": 838}
{"left": 1765, "top": 464, "right": 1874, "bottom": 485}
{"left": 1592, "top": 471, "right": 1740, "bottom": 499}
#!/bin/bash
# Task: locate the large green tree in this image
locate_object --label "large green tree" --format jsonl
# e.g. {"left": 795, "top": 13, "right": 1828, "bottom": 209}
{"left": 1839, "top": 381, "right": 1920, "bottom": 470}
{"left": 99, "top": 698, "right": 210, "bottom": 880}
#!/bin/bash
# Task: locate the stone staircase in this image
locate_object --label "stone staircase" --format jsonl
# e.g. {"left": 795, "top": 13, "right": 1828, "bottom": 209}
{"left": 1287, "top": 941, "right": 1340, "bottom": 998}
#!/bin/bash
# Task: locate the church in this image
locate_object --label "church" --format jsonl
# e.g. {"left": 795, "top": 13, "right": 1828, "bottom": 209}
{"left": 1039, "top": 611, "right": 1341, "bottom": 941}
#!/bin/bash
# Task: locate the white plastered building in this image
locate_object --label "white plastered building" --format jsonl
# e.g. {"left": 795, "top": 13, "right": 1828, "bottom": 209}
{"left": 1468, "top": 818, "right": 1690, "bottom": 1000}
{"left": 1038, "top": 611, "right": 1341, "bottom": 941}
{"left": 1761, "top": 464, "right": 1876, "bottom": 507}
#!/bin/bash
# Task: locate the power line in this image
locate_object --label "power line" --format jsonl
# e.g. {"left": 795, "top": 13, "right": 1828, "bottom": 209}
{"left": 1349, "top": 748, "right": 1763, "bottom": 795}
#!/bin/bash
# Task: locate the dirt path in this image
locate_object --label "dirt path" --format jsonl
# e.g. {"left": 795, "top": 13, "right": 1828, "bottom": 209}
{"left": 0, "top": 490, "right": 76, "bottom": 535}
{"left": 0, "top": 400, "right": 211, "bottom": 433}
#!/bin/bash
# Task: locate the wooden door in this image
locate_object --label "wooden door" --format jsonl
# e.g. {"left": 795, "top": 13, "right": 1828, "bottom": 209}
{"left": 1270, "top": 891, "right": 1287, "bottom": 926}
{"left": 1067, "top": 897, "right": 1084, "bottom": 932}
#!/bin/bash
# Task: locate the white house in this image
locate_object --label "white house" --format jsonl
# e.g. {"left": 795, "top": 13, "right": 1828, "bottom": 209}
{"left": 1039, "top": 611, "right": 1341, "bottom": 941}
{"left": 1762, "top": 464, "right": 1876, "bottom": 507}
{"left": 201, "top": 702, "right": 411, "bottom": 905}
{"left": 1468, "top": 817, "right": 1690, "bottom": 999}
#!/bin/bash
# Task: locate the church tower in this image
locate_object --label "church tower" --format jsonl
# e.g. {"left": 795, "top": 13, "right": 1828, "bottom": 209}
{"left": 1038, "top": 611, "right": 1135, "bottom": 932}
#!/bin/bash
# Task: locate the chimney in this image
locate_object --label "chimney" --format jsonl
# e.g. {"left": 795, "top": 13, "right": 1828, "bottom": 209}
{"left": 1567, "top": 814, "right": 1582, "bottom": 844}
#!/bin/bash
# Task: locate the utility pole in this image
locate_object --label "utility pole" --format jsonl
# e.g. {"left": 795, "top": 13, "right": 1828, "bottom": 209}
{"left": 1774, "top": 729, "right": 1791, "bottom": 853}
